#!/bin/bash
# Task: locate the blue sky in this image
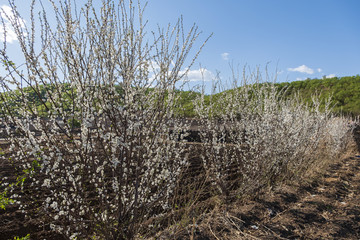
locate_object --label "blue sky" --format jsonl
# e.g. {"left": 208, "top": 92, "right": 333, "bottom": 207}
{"left": 144, "top": 0, "right": 360, "bottom": 83}
{"left": 1, "top": 0, "right": 360, "bottom": 91}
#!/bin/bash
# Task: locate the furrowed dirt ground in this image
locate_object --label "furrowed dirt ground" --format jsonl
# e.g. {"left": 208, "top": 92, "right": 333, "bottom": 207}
{"left": 189, "top": 154, "right": 360, "bottom": 240}
{"left": 0, "top": 128, "right": 359, "bottom": 239}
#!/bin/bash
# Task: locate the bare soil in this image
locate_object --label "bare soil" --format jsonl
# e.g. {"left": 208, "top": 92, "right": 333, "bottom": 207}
{"left": 223, "top": 155, "right": 360, "bottom": 239}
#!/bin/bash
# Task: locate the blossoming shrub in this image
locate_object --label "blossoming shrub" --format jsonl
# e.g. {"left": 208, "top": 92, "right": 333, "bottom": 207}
{"left": 193, "top": 75, "right": 356, "bottom": 199}
{"left": 0, "top": 0, "right": 208, "bottom": 238}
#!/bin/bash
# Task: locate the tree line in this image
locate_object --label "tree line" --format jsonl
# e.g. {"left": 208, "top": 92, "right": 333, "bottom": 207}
{"left": 276, "top": 75, "right": 360, "bottom": 116}
{"left": 2, "top": 75, "right": 360, "bottom": 118}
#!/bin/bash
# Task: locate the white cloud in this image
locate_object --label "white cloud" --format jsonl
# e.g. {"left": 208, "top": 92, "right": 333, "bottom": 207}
{"left": 325, "top": 74, "right": 336, "bottom": 78}
{"left": 180, "top": 68, "right": 215, "bottom": 82}
{"left": 221, "top": 52, "right": 229, "bottom": 61}
{"left": 317, "top": 68, "right": 322, "bottom": 73}
{"left": 296, "top": 77, "right": 305, "bottom": 81}
{"left": 149, "top": 67, "right": 215, "bottom": 84}
{"left": 0, "top": 5, "right": 26, "bottom": 44}
{"left": 287, "top": 65, "right": 314, "bottom": 74}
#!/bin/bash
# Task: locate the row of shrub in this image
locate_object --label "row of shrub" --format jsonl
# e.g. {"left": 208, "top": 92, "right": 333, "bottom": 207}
{"left": 1, "top": 76, "right": 357, "bottom": 239}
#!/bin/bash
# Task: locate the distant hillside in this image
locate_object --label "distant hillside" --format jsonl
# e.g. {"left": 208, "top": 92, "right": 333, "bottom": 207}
{"left": 1, "top": 75, "right": 360, "bottom": 118}
{"left": 276, "top": 75, "right": 360, "bottom": 116}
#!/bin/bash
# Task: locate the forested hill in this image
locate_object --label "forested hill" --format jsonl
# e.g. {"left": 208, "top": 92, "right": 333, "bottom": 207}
{"left": 276, "top": 75, "right": 360, "bottom": 116}
{"left": 1, "top": 75, "right": 360, "bottom": 117}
